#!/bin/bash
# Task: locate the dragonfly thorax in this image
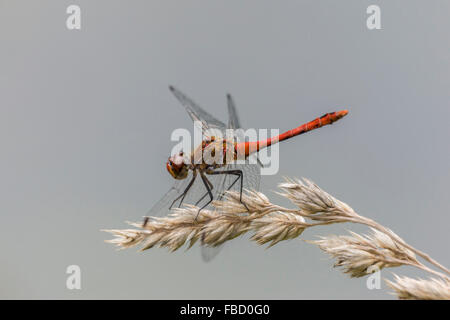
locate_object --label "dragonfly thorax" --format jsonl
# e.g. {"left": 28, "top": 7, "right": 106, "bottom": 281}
{"left": 166, "top": 151, "right": 189, "bottom": 180}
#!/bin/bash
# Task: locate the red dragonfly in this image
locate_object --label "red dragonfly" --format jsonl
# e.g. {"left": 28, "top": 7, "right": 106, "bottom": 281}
{"left": 144, "top": 86, "right": 348, "bottom": 260}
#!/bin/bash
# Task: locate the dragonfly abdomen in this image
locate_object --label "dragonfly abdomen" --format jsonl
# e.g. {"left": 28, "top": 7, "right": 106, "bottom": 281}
{"left": 236, "top": 109, "right": 348, "bottom": 157}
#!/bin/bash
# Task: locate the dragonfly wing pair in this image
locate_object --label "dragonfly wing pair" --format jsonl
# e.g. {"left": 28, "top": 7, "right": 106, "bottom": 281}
{"left": 145, "top": 86, "right": 261, "bottom": 261}
{"left": 200, "top": 92, "right": 262, "bottom": 261}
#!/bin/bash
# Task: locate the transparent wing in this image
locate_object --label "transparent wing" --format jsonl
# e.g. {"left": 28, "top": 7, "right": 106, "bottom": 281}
{"left": 200, "top": 161, "right": 261, "bottom": 261}
{"left": 145, "top": 173, "right": 193, "bottom": 218}
{"left": 227, "top": 93, "right": 241, "bottom": 130}
{"left": 218, "top": 163, "right": 261, "bottom": 198}
{"left": 200, "top": 94, "right": 261, "bottom": 261}
{"left": 227, "top": 93, "right": 265, "bottom": 167}
{"left": 155, "top": 88, "right": 262, "bottom": 261}
{"left": 146, "top": 170, "right": 221, "bottom": 217}
{"left": 169, "top": 86, "right": 226, "bottom": 138}
{"left": 224, "top": 94, "right": 261, "bottom": 195}
{"left": 147, "top": 90, "right": 239, "bottom": 218}
{"left": 200, "top": 245, "right": 223, "bottom": 262}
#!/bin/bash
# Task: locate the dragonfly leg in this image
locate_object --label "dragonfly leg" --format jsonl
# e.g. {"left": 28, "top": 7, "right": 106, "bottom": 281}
{"left": 195, "top": 192, "right": 208, "bottom": 206}
{"left": 207, "top": 169, "right": 249, "bottom": 212}
{"left": 176, "top": 173, "right": 199, "bottom": 209}
{"left": 168, "top": 171, "right": 197, "bottom": 210}
{"left": 195, "top": 172, "right": 214, "bottom": 221}
{"left": 195, "top": 178, "right": 214, "bottom": 206}
{"left": 143, "top": 174, "right": 197, "bottom": 228}
{"left": 256, "top": 155, "right": 266, "bottom": 168}
{"left": 216, "top": 174, "right": 240, "bottom": 201}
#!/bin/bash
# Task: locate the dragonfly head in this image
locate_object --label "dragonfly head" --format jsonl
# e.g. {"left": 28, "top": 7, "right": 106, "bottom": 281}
{"left": 166, "top": 151, "right": 188, "bottom": 180}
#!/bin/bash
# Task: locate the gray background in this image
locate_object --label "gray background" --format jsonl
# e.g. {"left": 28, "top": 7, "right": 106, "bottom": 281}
{"left": 1, "top": 1, "right": 449, "bottom": 299}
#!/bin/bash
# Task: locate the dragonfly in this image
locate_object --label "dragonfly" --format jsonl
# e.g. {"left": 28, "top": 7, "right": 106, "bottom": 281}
{"left": 144, "top": 86, "right": 348, "bottom": 261}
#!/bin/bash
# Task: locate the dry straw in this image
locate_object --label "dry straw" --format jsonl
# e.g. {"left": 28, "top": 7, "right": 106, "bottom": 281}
{"left": 386, "top": 275, "right": 450, "bottom": 300}
{"left": 104, "top": 178, "right": 450, "bottom": 299}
